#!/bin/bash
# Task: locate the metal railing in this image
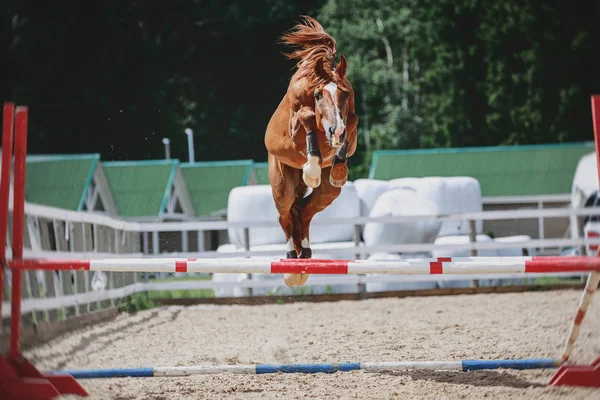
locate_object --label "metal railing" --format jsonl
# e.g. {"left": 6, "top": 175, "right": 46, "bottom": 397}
{"left": 2, "top": 200, "right": 600, "bottom": 334}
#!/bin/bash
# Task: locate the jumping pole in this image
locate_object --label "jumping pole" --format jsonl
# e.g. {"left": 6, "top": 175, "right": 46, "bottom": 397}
{"left": 0, "top": 103, "right": 14, "bottom": 326}
{"left": 46, "top": 358, "right": 561, "bottom": 378}
{"left": 0, "top": 104, "right": 87, "bottom": 399}
{"left": 547, "top": 95, "right": 600, "bottom": 387}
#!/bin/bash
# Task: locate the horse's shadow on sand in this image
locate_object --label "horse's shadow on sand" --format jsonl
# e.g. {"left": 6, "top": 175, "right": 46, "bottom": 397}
{"left": 379, "top": 369, "right": 546, "bottom": 389}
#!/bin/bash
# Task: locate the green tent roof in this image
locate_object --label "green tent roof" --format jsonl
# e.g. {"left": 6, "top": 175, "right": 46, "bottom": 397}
{"left": 103, "top": 160, "right": 177, "bottom": 217}
{"left": 369, "top": 142, "right": 595, "bottom": 197}
{"left": 180, "top": 160, "right": 253, "bottom": 216}
{"left": 252, "top": 162, "right": 269, "bottom": 185}
{"left": 25, "top": 154, "right": 99, "bottom": 210}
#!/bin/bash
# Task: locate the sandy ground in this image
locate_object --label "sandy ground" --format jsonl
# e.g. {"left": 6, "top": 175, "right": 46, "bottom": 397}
{"left": 24, "top": 289, "right": 600, "bottom": 400}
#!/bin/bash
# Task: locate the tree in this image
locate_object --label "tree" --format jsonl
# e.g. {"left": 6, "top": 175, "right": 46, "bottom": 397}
{"left": 317, "top": 0, "right": 600, "bottom": 178}
{"left": 318, "top": 0, "right": 430, "bottom": 178}
{"left": 1, "top": 0, "right": 325, "bottom": 162}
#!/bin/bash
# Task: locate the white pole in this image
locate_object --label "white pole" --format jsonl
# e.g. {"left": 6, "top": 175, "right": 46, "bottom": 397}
{"left": 162, "top": 138, "right": 171, "bottom": 160}
{"left": 184, "top": 128, "right": 195, "bottom": 163}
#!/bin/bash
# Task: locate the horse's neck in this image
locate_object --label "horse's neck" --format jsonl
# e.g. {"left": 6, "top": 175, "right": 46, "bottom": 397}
{"left": 287, "top": 80, "right": 315, "bottom": 115}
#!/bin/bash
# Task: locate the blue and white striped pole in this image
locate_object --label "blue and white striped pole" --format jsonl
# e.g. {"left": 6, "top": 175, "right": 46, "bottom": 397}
{"left": 47, "top": 358, "right": 560, "bottom": 379}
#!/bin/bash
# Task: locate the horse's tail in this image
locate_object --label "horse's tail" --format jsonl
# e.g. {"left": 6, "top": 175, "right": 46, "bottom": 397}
{"left": 279, "top": 15, "right": 336, "bottom": 61}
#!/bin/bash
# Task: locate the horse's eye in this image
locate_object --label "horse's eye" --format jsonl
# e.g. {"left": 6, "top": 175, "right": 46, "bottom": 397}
{"left": 344, "top": 91, "right": 350, "bottom": 99}
{"left": 314, "top": 90, "right": 322, "bottom": 100}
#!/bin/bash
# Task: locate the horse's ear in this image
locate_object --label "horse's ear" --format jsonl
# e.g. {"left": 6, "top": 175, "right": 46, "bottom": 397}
{"left": 315, "top": 57, "right": 329, "bottom": 79}
{"left": 335, "top": 54, "right": 347, "bottom": 78}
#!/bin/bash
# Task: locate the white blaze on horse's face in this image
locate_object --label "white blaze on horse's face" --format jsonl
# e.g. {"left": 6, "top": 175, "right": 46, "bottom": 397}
{"left": 316, "top": 81, "right": 346, "bottom": 148}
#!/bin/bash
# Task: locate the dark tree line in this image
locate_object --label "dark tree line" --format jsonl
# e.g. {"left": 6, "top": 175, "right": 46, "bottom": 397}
{"left": 1, "top": 0, "right": 323, "bottom": 163}
{"left": 2, "top": 1, "right": 599, "bottom": 179}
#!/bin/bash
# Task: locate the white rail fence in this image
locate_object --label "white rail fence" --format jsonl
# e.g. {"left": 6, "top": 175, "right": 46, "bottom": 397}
{"left": 2, "top": 201, "right": 600, "bottom": 330}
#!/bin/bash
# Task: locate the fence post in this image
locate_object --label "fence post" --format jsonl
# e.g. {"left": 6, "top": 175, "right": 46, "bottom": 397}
{"left": 197, "top": 230, "right": 205, "bottom": 252}
{"left": 354, "top": 224, "right": 366, "bottom": 299}
{"left": 538, "top": 200, "right": 545, "bottom": 251}
{"left": 152, "top": 231, "right": 160, "bottom": 279}
{"left": 468, "top": 219, "right": 479, "bottom": 288}
{"left": 182, "top": 230, "right": 189, "bottom": 253}
{"left": 244, "top": 227, "right": 252, "bottom": 297}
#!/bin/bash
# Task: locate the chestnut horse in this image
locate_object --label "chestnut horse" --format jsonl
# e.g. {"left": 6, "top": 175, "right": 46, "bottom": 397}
{"left": 264, "top": 16, "right": 358, "bottom": 287}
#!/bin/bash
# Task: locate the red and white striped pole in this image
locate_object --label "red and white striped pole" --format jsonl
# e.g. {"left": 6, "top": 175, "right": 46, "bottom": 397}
{"left": 0, "top": 102, "right": 14, "bottom": 329}
{"left": 9, "top": 106, "right": 28, "bottom": 357}
{"left": 8, "top": 256, "right": 600, "bottom": 274}
{"left": 558, "top": 95, "right": 600, "bottom": 364}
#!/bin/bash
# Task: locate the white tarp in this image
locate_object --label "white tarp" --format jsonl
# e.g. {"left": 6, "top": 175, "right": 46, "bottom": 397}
{"left": 310, "top": 181, "right": 361, "bottom": 243}
{"left": 571, "top": 152, "right": 598, "bottom": 208}
{"left": 353, "top": 178, "right": 391, "bottom": 217}
{"left": 227, "top": 185, "right": 282, "bottom": 248}
{"left": 388, "top": 177, "right": 483, "bottom": 236}
{"left": 432, "top": 234, "right": 497, "bottom": 258}
{"left": 226, "top": 182, "right": 361, "bottom": 248}
{"left": 362, "top": 188, "right": 442, "bottom": 246}
{"left": 494, "top": 235, "right": 536, "bottom": 257}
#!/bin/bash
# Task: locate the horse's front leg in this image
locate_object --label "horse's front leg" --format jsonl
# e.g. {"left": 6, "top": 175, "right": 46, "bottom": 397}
{"left": 329, "top": 141, "right": 349, "bottom": 187}
{"left": 292, "top": 106, "right": 321, "bottom": 188}
{"left": 329, "top": 111, "right": 357, "bottom": 187}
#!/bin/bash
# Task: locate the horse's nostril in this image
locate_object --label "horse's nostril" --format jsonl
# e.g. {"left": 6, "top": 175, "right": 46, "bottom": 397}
{"left": 328, "top": 126, "right": 335, "bottom": 137}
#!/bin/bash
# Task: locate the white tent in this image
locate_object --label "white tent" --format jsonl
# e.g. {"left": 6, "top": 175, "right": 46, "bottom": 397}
{"left": 571, "top": 152, "right": 598, "bottom": 208}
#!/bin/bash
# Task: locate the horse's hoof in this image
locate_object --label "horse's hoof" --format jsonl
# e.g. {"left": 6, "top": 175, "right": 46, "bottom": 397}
{"left": 329, "top": 175, "right": 347, "bottom": 187}
{"left": 284, "top": 273, "right": 300, "bottom": 287}
{"left": 329, "top": 163, "right": 348, "bottom": 188}
{"left": 283, "top": 273, "right": 309, "bottom": 287}
{"left": 299, "top": 247, "right": 312, "bottom": 258}
{"left": 283, "top": 274, "right": 296, "bottom": 287}
{"left": 296, "top": 274, "right": 309, "bottom": 286}
{"left": 302, "top": 157, "right": 321, "bottom": 188}
{"left": 286, "top": 250, "right": 298, "bottom": 259}
{"left": 303, "top": 172, "right": 321, "bottom": 188}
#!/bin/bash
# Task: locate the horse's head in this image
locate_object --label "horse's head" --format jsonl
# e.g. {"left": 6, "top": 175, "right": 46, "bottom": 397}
{"left": 312, "top": 55, "right": 352, "bottom": 148}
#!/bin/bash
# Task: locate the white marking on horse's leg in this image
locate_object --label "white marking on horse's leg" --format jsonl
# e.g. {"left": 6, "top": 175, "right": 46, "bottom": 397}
{"left": 303, "top": 174, "right": 320, "bottom": 189}
{"left": 284, "top": 238, "right": 300, "bottom": 285}
{"left": 304, "top": 154, "right": 320, "bottom": 178}
{"left": 303, "top": 154, "right": 321, "bottom": 188}
{"left": 301, "top": 238, "right": 310, "bottom": 248}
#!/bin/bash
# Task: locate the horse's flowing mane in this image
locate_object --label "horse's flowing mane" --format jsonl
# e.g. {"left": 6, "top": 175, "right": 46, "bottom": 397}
{"left": 279, "top": 16, "right": 341, "bottom": 90}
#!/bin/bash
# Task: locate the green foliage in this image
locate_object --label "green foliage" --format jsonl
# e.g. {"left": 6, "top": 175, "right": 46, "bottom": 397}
{"left": 2, "top": 0, "right": 599, "bottom": 172}
{"left": 147, "top": 275, "right": 214, "bottom": 299}
{"left": 317, "top": 0, "right": 600, "bottom": 176}
{"left": 318, "top": 0, "right": 429, "bottom": 177}
{"left": 1, "top": 0, "right": 324, "bottom": 162}
{"left": 118, "top": 293, "right": 156, "bottom": 314}
{"left": 148, "top": 289, "right": 214, "bottom": 299}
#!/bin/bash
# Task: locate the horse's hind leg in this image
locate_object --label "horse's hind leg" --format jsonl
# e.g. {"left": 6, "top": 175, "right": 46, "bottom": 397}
{"left": 269, "top": 156, "right": 300, "bottom": 259}
{"left": 269, "top": 156, "right": 309, "bottom": 287}
{"left": 293, "top": 166, "right": 342, "bottom": 287}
